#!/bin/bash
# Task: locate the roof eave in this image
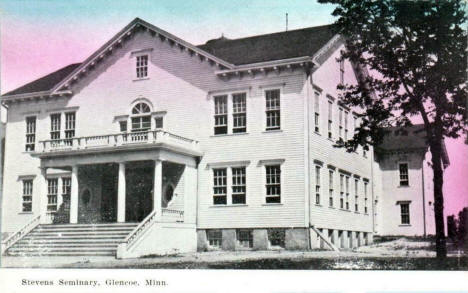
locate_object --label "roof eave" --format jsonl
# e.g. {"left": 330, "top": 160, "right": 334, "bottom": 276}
{"left": 1, "top": 90, "right": 73, "bottom": 105}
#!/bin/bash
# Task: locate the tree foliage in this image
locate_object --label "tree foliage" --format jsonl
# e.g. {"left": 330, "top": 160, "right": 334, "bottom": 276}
{"left": 318, "top": 0, "right": 467, "bottom": 258}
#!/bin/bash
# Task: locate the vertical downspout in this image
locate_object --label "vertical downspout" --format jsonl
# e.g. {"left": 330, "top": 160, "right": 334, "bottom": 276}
{"left": 304, "top": 68, "right": 311, "bottom": 249}
{"left": 421, "top": 154, "right": 427, "bottom": 237}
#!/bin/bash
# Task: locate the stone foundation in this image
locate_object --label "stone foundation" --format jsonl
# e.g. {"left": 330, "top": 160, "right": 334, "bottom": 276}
{"left": 197, "top": 228, "right": 373, "bottom": 252}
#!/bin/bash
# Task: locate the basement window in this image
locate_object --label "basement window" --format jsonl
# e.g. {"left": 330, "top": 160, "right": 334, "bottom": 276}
{"left": 237, "top": 229, "right": 253, "bottom": 248}
{"left": 268, "top": 229, "right": 285, "bottom": 248}
{"left": 207, "top": 230, "right": 222, "bottom": 248}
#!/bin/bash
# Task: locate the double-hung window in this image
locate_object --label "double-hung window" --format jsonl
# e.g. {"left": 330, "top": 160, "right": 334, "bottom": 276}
{"left": 315, "top": 165, "right": 321, "bottom": 205}
{"left": 232, "top": 93, "right": 247, "bottom": 133}
{"left": 65, "top": 112, "right": 76, "bottom": 145}
{"left": 265, "top": 89, "right": 281, "bottom": 130}
{"left": 344, "top": 111, "right": 349, "bottom": 141}
{"left": 62, "top": 177, "right": 71, "bottom": 201}
{"left": 314, "top": 91, "right": 320, "bottom": 133}
{"left": 345, "top": 176, "right": 350, "bottom": 210}
{"left": 339, "top": 174, "right": 344, "bottom": 209}
{"left": 47, "top": 178, "right": 58, "bottom": 212}
{"left": 329, "top": 170, "right": 334, "bottom": 207}
{"left": 399, "top": 163, "right": 409, "bottom": 186}
{"left": 136, "top": 55, "right": 148, "bottom": 78}
{"left": 328, "top": 101, "right": 333, "bottom": 139}
{"left": 400, "top": 203, "right": 410, "bottom": 224}
{"left": 364, "top": 181, "right": 368, "bottom": 214}
{"left": 354, "top": 178, "right": 359, "bottom": 212}
{"left": 232, "top": 167, "right": 246, "bottom": 204}
{"left": 213, "top": 168, "right": 227, "bottom": 205}
{"left": 265, "top": 165, "right": 281, "bottom": 203}
{"left": 338, "top": 108, "right": 343, "bottom": 141}
{"left": 22, "top": 180, "right": 33, "bottom": 212}
{"left": 214, "top": 95, "right": 228, "bottom": 135}
{"left": 25, "top": 116, "right": 36, "bottom": 151}
{"left": 50, "top": 113, "right": 61, "bottom": 140}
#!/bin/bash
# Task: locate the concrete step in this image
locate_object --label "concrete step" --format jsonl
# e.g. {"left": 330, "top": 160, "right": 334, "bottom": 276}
{"left": 34, "top": 227, "right": 136, "bottom": 233}
{"left": 27, "top": 231, "right": 131, "bottom": 236}
{"left": 12, "top": 243, "right": 120, "bottom": 248}
{"left": 7, "top": 251, "right": 115, "bottom": 256}
{"left": 39, "top": 223, "right": 138, "bottom": 229}
{"left": 17, "top": 238, "right": 125, "bottom": 244}
{"left": 5, "top": 222, "right": 138, "bottom": 257}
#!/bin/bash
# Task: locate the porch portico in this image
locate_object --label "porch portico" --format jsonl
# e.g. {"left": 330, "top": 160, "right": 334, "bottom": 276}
{"left": 32, "top": 130, "right": 201, "bottom": 226}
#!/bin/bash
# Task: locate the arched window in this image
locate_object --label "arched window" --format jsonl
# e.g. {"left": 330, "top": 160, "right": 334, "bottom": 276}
{"left": 131, "top": 102, "right": 151, "bottom": 132}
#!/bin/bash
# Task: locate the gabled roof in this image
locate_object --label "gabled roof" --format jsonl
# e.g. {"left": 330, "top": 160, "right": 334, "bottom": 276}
{"left": 378, "top": 124, "right": 428, "bottom": 151}
{"left": 3, "top": 64, "right": 81, "bottom": 96}
{"left": 378, "top": 124, "right": 450, "bottom": 166}
{"left": 198, "top": 24, "right": 337, "bottom": 65}
{"left": 2, "top": 19, "right": 338, "bottom": 98}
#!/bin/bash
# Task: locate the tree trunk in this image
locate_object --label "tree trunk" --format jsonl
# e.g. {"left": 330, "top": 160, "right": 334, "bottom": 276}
{"left": 429, "top": 138, "right": 447, "bottom": 258}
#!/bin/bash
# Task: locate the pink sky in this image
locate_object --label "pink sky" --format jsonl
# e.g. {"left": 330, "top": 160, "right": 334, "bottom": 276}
{"left": 1, "top": 2, "right": 467, "bottom": 218}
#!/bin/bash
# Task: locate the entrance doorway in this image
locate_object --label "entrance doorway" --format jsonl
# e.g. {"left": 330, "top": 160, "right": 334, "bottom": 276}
{"left": 125, "top": 161, "right": 154, "bottom": 222}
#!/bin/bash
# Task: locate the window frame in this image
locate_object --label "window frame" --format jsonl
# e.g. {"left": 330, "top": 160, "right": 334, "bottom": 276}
{"left": 25, "top": 116, "right": 36, "bottom": 152}
{"left": 213, "top": 95, "right": 228, "bottom": 135}
{"left": 327, "top": 100, "right": 333, "bottom": 139}
{"left": 50, "top": 113, "right": 61, "bottom": 141}
{"left": 135, "top": 54, "right": 149, "bottom": 79}
{"left": 314, "top": 91, "right": 321, "bottom": 133}
{"left": 207, "top": 229, "right": 222, "bottom": 248}
{"left": 328, "top": 169, "right": 334, "bottom": 207}
{"left": 399, "top": 162, "right": 409, "bottom": 186}
{"left": 400, "top": 202, "right": 411, "bottom": 225}
{"left": 236, "top": 229, "right": 253, "bottom": 248}
{"left": 354, "top": 178, "right": 359, "bottom": 212}
{"left": 22, "top": 179, "right": 33, "bottom": 212}
{"left": 265, "top": 164, "right": 282, "bottom": 204}
{"left": 232, "top": 92, "right": 247, "bottom": 133}
{"left": 338, "top": 107, "right": 344, "bottom": 141}
{"left": 47, "top": 178, "right": 58, "bottom": 212}
{"left": 231, "top": 166, "right": 247, "bottom": 205}
{"left": 212, "top": 168, "right": 228, "bottom": 205}
{"left": 265, "top": 88, "right": 281, "bottom": 131}
{"left": 315, "top": 165, "right": 321, "bottom": 205}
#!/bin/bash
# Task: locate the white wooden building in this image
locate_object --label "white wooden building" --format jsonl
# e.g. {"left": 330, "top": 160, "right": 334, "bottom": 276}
{"left": 0, "top": 18, "right": 447, "bottom": 258}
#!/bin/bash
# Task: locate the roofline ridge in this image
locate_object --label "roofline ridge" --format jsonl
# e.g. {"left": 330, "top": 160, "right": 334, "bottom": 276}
{"left": 198, "top": 23, "right": 336, "bottom": 46}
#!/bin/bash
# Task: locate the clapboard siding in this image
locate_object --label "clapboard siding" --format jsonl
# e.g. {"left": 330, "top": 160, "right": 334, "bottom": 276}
{"left": 306, "top": 46, "right": 374, "bottom": 232}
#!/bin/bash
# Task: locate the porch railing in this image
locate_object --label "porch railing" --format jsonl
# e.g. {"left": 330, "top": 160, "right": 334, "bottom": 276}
{"left": 122, "top": 210, "right": 158, "bottom": 250}
{"left": 1, "top": 215, "right": 41, "bottom": 254}
{"left": 38, "top": 130, "right": 200, "bottom": 153}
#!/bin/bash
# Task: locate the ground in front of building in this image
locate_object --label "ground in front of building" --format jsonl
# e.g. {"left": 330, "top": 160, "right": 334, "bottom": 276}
{"left": 1, "top": 238, "right": 466, "bottom": 270}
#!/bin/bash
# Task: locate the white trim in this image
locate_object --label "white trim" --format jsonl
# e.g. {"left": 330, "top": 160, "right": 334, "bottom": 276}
{"left": 46, "top": 106, "right": 79, "bottom": 114}
{"left": 206, "top": 160, "right": 251, "bottom": 169}
{"left": 17, "top": 175, "right": 36, "bottom": 181}
{"left": 258, "top": 158, "right": 285, "bottom": 166}
{"left": 130, "top": 48, "right": 154, "bottom": 56}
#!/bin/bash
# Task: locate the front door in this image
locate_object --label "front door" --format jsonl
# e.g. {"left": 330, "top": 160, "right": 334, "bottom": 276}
{"left": 78, "top": 188, "right": 99, "bottom": 223}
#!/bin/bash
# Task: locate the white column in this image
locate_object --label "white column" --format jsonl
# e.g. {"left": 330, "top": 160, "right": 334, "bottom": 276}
{"left": 57, "top": 177, "right": 63, "bottom": 209}
{"left": 153, "top": 160, "right": 163, "bottom": 221}
{"left": 39, "top": 167, "right": 49, "bottom": 224}
{"left": 117, "top": 162, "right": 126, "bottom": 223}
{"left": 70, "top": 165, "right": 79, "bottom": 224}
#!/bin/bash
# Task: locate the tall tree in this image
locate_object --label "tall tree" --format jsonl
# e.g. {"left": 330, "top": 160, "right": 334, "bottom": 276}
{"left": 318, "top": 0, "right": 467, "bottom": 258}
